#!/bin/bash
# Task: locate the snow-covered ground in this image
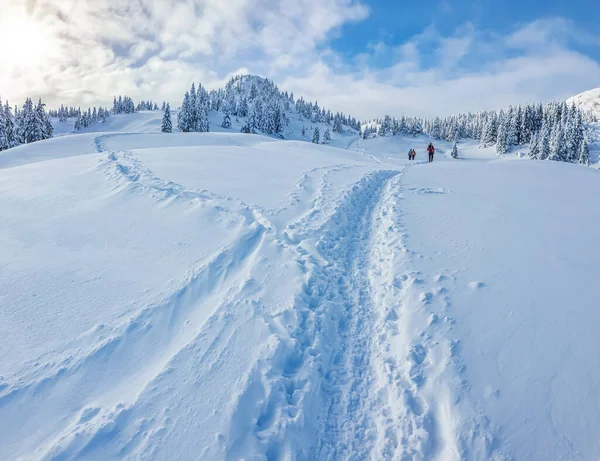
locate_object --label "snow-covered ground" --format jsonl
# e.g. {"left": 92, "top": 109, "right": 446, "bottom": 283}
{"left": 1, "top": 111, "right": 599, "bottom": 460}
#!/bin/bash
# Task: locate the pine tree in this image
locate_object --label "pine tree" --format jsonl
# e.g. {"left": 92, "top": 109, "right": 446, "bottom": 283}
{"left": 35, "top": 99, "right": 53, "bottom": 140}
{"left": 529, "top": 132, "right": 540, "bottom": 159}
{"left": 177, "top": 92, "right": 191, "bottom": 132}
{"left": 578, "top": 137, "right": 589, "bottom": 165}
{"left": 380, "top": 115, "right": 392, "bottom": 137}
{"left": 237, "top": 97, "right": 248, "bottom": 117}
{"left": 539, "top": 121, "right": 551, "bottom": 160}
{"left": 510, "top": 105, "right": 523, "bottom": 145}
{"left": 312, "top": 127, "right": 320, "bottom": 144}
{"left": 332, "top": 116, "right": 343, "bottom": 133}
{"left": 301, "top": 126, "right": 306, "bottom": 137}
{"left": 451, "top": 141, "right": 459, "bottom": 159}
{"left": 323, "top": 128, "right": 331, "bottom": 144}
{"left": 221, "top": 113, "right": 231, "bottom": 129}
{"left": 189, "top": 83, "right": 198, "bottom": 130}
{"left": 3, "top": 101, "right": 17, "bottom": 148}
{"left": 161, "top": 103, "right": 172, "bottom": 133}
{"left": 496, "top": 112, "right": 508, "bottom": 155}
{"left": 480, "top": 113, "right": 497, "bottom": 148}
{"left": 549, "top": 123, "right": 566, "bottom": 162}
{"left": 430, "top": 117, "right": 441, "bottom": 139}
{"left": 240, "top": 120, "right": 251, "bottom": 133}
{"left": 362, "top": 128, "right": 369, "bottom": 140}
{"left": 0, "top": 98, "right": 7, "bottom": 151}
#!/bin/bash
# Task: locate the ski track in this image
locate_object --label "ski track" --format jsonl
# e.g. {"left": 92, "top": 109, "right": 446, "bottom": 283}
{"left": 2, "top": 140, "right": 507, "bottom": 459}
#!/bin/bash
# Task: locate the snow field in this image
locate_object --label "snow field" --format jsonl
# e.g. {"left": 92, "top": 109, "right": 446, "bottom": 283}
{"left": 0, "top": 110, "right": 599, "bottom": 460}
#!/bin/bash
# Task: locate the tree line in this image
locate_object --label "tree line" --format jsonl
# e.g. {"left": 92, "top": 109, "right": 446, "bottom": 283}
{"left": 367, "top": 100, "right": 591, "bottom": 165}
{"left": 0, "top": 97, "right": 53, "bottom": 151}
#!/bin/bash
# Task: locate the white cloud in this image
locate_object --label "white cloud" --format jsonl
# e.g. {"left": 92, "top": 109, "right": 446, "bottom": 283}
{"left": 0, "top": 1, "right": 599, "bottom": 120}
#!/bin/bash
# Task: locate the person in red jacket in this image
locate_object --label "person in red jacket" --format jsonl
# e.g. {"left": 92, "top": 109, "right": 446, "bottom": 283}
{"left": 427, "top": 142, "right": 435, "bottom": 162}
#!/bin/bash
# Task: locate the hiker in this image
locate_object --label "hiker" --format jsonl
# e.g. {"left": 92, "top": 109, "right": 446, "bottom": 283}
{"left": 408, "top": 148, "right": 416, "bottom": 160}
{"left": 427, "top": 142, "right": 435, "bottom": 162}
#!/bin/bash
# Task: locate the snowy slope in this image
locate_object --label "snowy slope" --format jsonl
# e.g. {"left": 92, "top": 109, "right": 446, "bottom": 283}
{"left": 567, "top": 87, "right": 600, "bottom": 119}
{"left": 1, "top": 118, "right": 600, "bottom": 460}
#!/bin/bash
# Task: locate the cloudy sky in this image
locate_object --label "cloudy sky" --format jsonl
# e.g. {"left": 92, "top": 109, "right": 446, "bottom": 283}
{"left": 1, "top": 0, "right": 599, "bottom": 118}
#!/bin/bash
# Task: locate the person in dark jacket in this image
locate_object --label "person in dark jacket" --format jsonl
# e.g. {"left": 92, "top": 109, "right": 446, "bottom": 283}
{"left": 427, "top": 143, "right": 435, "bottom": 162}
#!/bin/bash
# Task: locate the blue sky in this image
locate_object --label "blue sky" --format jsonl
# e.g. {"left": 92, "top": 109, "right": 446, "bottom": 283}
{"left": 1, "top": 0, "right": 599, "bottom": 118}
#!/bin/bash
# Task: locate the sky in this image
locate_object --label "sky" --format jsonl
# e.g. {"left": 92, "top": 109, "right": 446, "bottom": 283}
{"left": 0, "top": 0, "right": 599, "bottom": 119}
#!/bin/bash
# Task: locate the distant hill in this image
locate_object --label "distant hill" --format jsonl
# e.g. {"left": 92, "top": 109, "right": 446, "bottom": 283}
{"left": 567, "top": 87, "right": 600, "bottom": 120}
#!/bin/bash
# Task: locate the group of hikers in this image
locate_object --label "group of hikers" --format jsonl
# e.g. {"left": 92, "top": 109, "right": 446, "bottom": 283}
{"left": 408, "top": 142, "right": 435, "bottom": 162}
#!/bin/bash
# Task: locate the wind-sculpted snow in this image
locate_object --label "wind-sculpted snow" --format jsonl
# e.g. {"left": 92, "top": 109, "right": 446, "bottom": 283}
{"left": 1, "top": 125, "right": 599, "bottom": 460}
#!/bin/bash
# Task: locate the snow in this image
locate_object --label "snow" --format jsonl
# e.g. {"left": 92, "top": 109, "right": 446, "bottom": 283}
{"left": 1, "top": 111, "right": 599, "bottom": 460}
{"left": 568, "top": 87, "right": 600, "bottom": 119}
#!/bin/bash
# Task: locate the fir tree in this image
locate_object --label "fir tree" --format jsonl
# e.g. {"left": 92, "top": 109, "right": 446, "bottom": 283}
{"left": 529, "top": 132, "right": 540, "bottom": 159}
{"left": 578, "top": 137, "right": 589, "bottom": 165}
{"left": 161, "top": 103, "right": 172, "bottom": 133}
{"left": 539, "top": 121, "right": 551, "bottom": 160}
{"left": 430, "top": 117, "right": 441, "bottom": 139}
{"left": 221, "top": 113, "right": 231, "bottom": 129}
{"left": 549, "top": 123, "right": 566, "bottom": 162}
{"left": 0, "top": 98, "right": 7, "bottom": 151}
{"left": 178, "top": 92, "right": 191, "bottom": 132}
{"left": 312, "top": 127, "right": 320, "bottom": 144}
{"left": 496, "top": 112, "right": 509, "bottom": 155}
{"left": 451, "top": 141, "right": 458, "bottom": 159}
{"left": 323, "top": 128, "right": 331, "bottom": 144}
{"left": 240, "top": 121, "right": 251, "bottom": 133}
{"left": 4, "top": 101, "right": 17, "bottom": 148}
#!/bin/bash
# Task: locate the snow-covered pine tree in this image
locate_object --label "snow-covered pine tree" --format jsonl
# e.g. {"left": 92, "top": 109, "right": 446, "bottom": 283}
{"left": 578, "top": 137, "right": 589, "bottom": 165}
{"left": 496, "top": 111, "right": 509, "bottom": 155}
{"left": 221, "top": 113, "right": 231, "bottom": 129}
{"left": 189, "top": 83, "right": 198, "bottom": 130}
{"left": 332, "top": 116, "right": 343, "bottom": 133}
{"left": 0, "top": 98, "right": 7, "bottom": 151}
{"left": 430, "top": 117, "right": 441, "bottom": 140}
{"left": 451, "top": 141, "right": 458, "bottom": 159}
{"left": 539, "top": 120, "right": 551, "bottom": 160}
{"left": 381, "top": 115, "right": 392, "bottom": 136}
{"left": 323, "top": 128, "right": 331, "bottom": 144}
{"left": 248, "top": 102, "right": 259, "bottom": 133}
{"left": 480, "top": 113, "right": 497, "bottom": 148}
{"left": 161, "top": 103, "right": 172, "bottom": 133}
{"left": 249, "top": 82, "right": 258, "bottom": 101}
{"left": 529, "top": 131, "right": 540, "bottom": 159}
{"left": 237, "top": 97, "right": 248, "bottom": 117}
{"left": 240, "top": 120, "right": 251, "bottom": 133}
{"left": 301, "top": 126, "right": 306, "bottom": 137}
{"left": 35, "top": 99, "right": 53, "bottom": 140}
{"left": 363, "top": 127, "right": 369, "bottom": 139}
{"left": 178, "top": 92, "right": 192, "bottom": 132}
{"left": 410, "top": 119, "right": 422, "bottom": 137}
{"left": 312, "top": 127, "right": 320, "bottom": 144}
{"left": 3, "top": 101, "right": 17, "bottom": 148}
{"left": 510, "top": 105, "right": 523, "bottom": 145}
{"left": 548, "top": 122, "right": 566, "bottom": 162}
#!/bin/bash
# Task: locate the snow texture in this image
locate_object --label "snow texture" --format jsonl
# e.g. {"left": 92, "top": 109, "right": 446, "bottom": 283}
{"left": 1, "top": 111, "right": 599, "bottom": 460}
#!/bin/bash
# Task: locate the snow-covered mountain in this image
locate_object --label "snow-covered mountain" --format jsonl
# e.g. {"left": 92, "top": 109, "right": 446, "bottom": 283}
{"left": 567, "top": 87, "right": 600, "bottom": 120}
{"left": 1, "top": 112, "right": 600, "bottom": 460}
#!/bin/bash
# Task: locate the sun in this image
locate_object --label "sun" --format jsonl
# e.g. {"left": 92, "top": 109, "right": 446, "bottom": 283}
{"left": 0, "top": 10, "right": 53, "bottom": 70}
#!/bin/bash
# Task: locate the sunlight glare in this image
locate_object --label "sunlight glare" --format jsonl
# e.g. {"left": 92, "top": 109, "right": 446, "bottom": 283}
{"left": 0, "top": 11, "right": 53, "bottom": 70}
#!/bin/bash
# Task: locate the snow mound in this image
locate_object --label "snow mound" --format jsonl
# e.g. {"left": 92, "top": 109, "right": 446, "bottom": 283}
{"left": 567, "top": 87, "right": 600, "bottom": 119}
